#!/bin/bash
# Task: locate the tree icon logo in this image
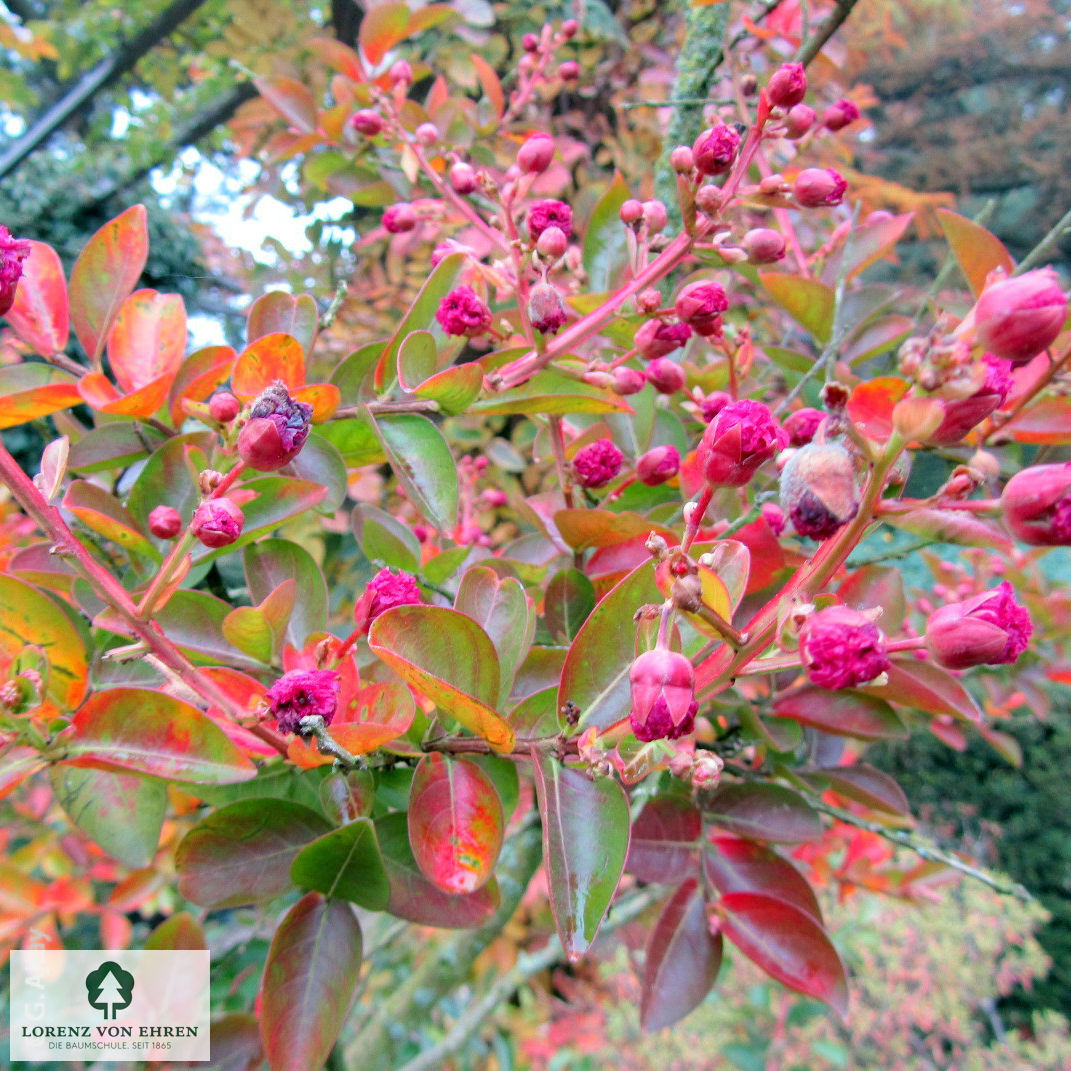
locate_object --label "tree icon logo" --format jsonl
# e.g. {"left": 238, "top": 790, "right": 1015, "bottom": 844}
{"left": 85, "top": 961, "right": 134, "bottom": 1019}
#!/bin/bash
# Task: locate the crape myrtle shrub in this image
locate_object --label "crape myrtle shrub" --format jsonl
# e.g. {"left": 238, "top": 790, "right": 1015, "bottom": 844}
{"left": 0, "top": 1, "right": 1071, "bottom": 1068}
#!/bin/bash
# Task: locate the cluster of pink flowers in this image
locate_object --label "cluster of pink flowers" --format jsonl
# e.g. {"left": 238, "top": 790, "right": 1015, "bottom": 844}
{"left": 0, "top": 225, "right": 31, "bottom": 316}
{"left": 436, "top": 286, "right": 493, "bottom": 338}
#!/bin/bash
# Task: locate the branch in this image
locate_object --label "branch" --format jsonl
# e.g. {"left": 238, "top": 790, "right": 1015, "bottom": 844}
{"left": 794, "top": 0, "right": 863, "bottom": 68}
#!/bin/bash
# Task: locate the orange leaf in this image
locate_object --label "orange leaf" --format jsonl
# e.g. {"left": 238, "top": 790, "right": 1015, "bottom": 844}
{"left": 847, "top": 376, "right": 910, "bottom": 442}
{"left": 293, "top": 383, "right": 341, "bottom": 423}
{"left": 936, "top": 209, "right": 1015, "bottom": 297}
{"left": 78, "top": 370, "right": 173, "bottom": 419}
{"left": 253, "top": 77, "right": 318, "bottom": 133}
{"left": 168, "top": 345, "right": 237, "bottom": 425}
{"left": 0, "top": 365, "right": 81, "bottom": 430}
{"left": 471, "top": 53, "right": 504, "bottom": 120}
{"left": 4, "top": 240, "right": 68, "bottom": 354}
{"left": 107, "top": 289, "right": 186, "bottom": 394}
{"left": 232, "top": 333, "right": 306, "bottom": 398}
{"left": 359, "top": 3, "right": 411, "bottom": 65}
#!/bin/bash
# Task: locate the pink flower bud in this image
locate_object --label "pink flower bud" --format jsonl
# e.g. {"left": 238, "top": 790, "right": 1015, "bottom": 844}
{"left": 536, "top": 226, "right": 568, "bottom": 259}
{"left": 636, "top": 288, "right": 662, "bottom": 315}
{"left": 389, "top": 60, "right": 413, "bottom": 86}
{"left": 646, "top": 358, "right": 686, "bottom": 395}
{"left": 148, "top": 505, "right": 182, "bottom": 540}
{"left": 629, "top": 648, "right": 697, "bottom": 742}
{"left": 741, "top": 227, "right": 787, "bottom": 263}
{"left": 191, "top": 497, "right": 244, "bottom": 548}
{"left": 761, "top": 502, "right": 786, "bottom": 536}
{"left": 699, "top": 391, "right": 731, "bottom": 422}
{"left": 794, "top": 168, "right": 848, "bottom": 207}
{"left": 561, "top": 18, "right": 579, "bottom": 38}
{"left": 208, "top": 391, "right": 241, "bottom": 423}
{"left": 642, "top": 200, "right": 668, "bottom": 234}
{"left": 783, "top": 407, "right": 825, "bottom": 446}
{"left": 0, "top": 226, "right": 31, "bottom": 317}
{"left": 697, "top": 399, "right": 786, "bottom": 487}
{"left": 670, "top": 146, "right": 695, "bottom": 173}
{"left": 558, "top": 60, "right": 580, "bottom": 81}
{"left": 695, "top": 185, "right": 724, "bottom": 214}
{"left": 383, "top": 203, "right": 418, "bottom": 233}
{"left": 348, "top": 109, "right": 383, "bottom": 136}
{"left": 449, "top": 161, "right": 477, "bottom": 194}
{"left": 237, "top": 382, "right": 313, "bottom": 471}
{"left": 517, "top": 132, "right": 555, "bottom": 174}
{"left": 612, "top": 367, "right": 646, "bottom": 395}
{"left": 779, "top": 441, "right": 859, "bottom": 540}
{"left": 527, "top": 282, "right": 568, "bottom": 335}
{"left": 930, "top": 355, "right": 1013, "bottom": 444}
{"left": 784, "top": 104, "right": 816, "bottom": 139}
{"left": 973, "top": 268, "right": 1068, "bottom": 365}
{"left": 573, "top": 438, "right": 623, "bottom": 488}
{"left": 620, "top": 199, "right": 643, "bottom": 224}
{"left": 416, "top": 122, "right": 438, "bottom": 146}
{"left": 674, "top": 281, "right": 728, "bottom": 336}
{"left": 353, "top": 567, "right": 422, "bottom": 635}
{"left": 637, "top": 445, "right": 681, "bottom": 485}
{"left": 692, "top": 124, "right": 741, "bottom": 176}
{"left": 522, "top": 32, "right": 539, "bottom": 52}
{"left": 822, "top": 99, "right": 861, "bottom": 132}
{"left": 925, "top": 582, "right": 1032, "bottom": 670}
{"left": 1001, "top": 463, "right": 1071, "bottom": 545}
{"left": 267, "top": 668, "right": 341, "bottom": 734}
{"left": 799, "top": 605, "right": 891, "bottom": 690}
{"left": 767, "top": 62, "right": 807, "bottom": 109}
{"left": 635, "top": 319, "right": 691, "bottom": 360}
{"left": 436, "top": 286, "right": 493, "bottom": 338}
{"left": 526, "top": 199, "right": 572, "bottom": 242}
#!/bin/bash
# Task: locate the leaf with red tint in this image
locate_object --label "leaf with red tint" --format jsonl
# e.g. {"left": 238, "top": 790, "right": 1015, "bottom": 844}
{"left": 64, "top": 687, "right": 257, "bottom": 784}
{"left": 846, "top": 376, "right": 910, "bottom": 442}
{"left": 376, "top": 812, "right": 500, "bottom": 928}
{"left": 759, "top": 272, "right": 834, "bottom": 343}
{"left": 260, "top": 892, "right": 361, "bottom": 1071}
{"left": 62, "top": 480, "right": 155, "bottom": 558}
{"left": 254, "top": 77, "right": 318, "bottom": 133}
{"left": 773, "top": 686, "right": 907, "bottom": 741}
{"left": 197, "top": 666, "right": 278, "bottom": 758}
{"left": 532, "top": 750, "right": 630, "bottom": 960}
{"left": 718, "top": 891, "right": 849, "bottom": 1018}
{"left": 704, "top": 836, "right": 822, "bottom": 922}
{"left": 884, "top": 507, "right": 1014, "bottom": 554}
{"left": 702, "top": 783, "right": 821, "bottom": 844}
{"left": 77, "top": 370, "right": 173, "bottom": 420}
{"left": 555, "top": 508, "right": 676, "bottom": 552}
{"left": 407, "top": 754, "right": 504, "bottom": 894}
{"left": 937, "top": 208, "right": 1015, "bottom": 296}
{"left": 730, "top": 518, "right": 789, "bottom": 594}
{"left": 0, "top": 747, "right": 45, "bottom": 801}
{"left": 145, "top": 912, "right": 206, "bottom": 951}
{"left": 359, "top": 2, "right": 410, "bottom": 64}
{"left": 168, "top": 346, "right": 237, "bottom": 425}
{"left": 248, "top": 291, "right": 319, "bottom": 357}
{"left": 929, "top": 718, "right": 967, "bottom": 750}
{"left": 626, "top": 795, "right": 702, "bottom": 885}
{"left": 809, "top": 763, "right": 912, "bottom": 816}
{"left": 232, "top": 333, "right": 306, "bottom": 399}
{"left": 0, "top": 365, "right": 81, "bottom": 430}
{"left": 4, "top": 239, "right": 68, "bottom": 353}
{"left": 175, "top": 798, "right": 330, "bottom": 909}
{"left": 838, "top": 564, "right": 907, "bottom": 633}
{"left": 844, "top": 315, "right": 915, "bottom": 365}
{"left": 641, "top": 878, "right": 723, "bottom": 1032}
{"left": 69, "top": 204, "right": 148, "bottom": 362}
{"left": 471, "top": 52, "right": 504, "bottom": 119}
{"left": 821, "top": 212, "right": 914, "bottom": 283}
{"left": 107, "top": 289, "right": 186, "bottom": 393}
{"left": 868, "top": 657, "right": 982, "bottom": 722}
{"left": 308, "top": 36, "right": 365, "bottom": 80}
{"left": 1002, "top": 396, "right": 1071, "bottom": 445}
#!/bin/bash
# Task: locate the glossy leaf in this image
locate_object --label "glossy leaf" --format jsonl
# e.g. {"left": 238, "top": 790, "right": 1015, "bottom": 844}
{"left": 232, "top": 332, "right": 305, "bottom": 397}
{"left": 62, "top": 480, "right": 155, "bottom": 558}
{"left": 869, "top": 657, "right": 982, "bottom": 722}
{"left": 371, "top": 412, "right": 459, "bottom": 532}
{"left": 107, "top": 289, "right": 187, "bottom": 394}
{"left": 245, "top": 539, "right": 328, "bottom": 648}
{"left": 718, "top": 892, "right": 849, "bottom": 1017}
{"left": 248, "top": 291, "right": 318, "bottom": 357}
{"left": 0, "top": 364, "right": 81, "bottom": 430}
{"left": 175, "top": 798, "right": 330, "bottom": 908}
{"left": 702, "top": 783, "right": 821, "bottom": 844}
{"left": 583, "top": 172, "right": 630, "bottom": 292}
{"left": 407, "top": 754, "right": 503, "bottom": 894}
{"left": 396, "top": 329, "right": 437, "bottom": 389}
{"left": 413, "top": 362, "right": 483, "bottom": 414}
{"left": 773, "top": 686, "right": 907, "bottom": 741}
{"left": 626, "top": 795, "right": 703, "bottom": 884}
{"left": 532, "top": 751, "right": 630, "bottom": 960}
{"left": 260, "top": 893, "right": 361, "bottom": 1071}
{"left": 369, "top": 605, "right": 513, "bottom": 752}
{"left": 936, "top": 208, "right": 1015, "bottom": 296}
{"left": 64, "top": 688, "right": 257, "bottom": 784}
{"left": 759, "top": 272, "right": 834, "bottom": 343}
{"left": 254, "top": 76, "right": 318, "bottom": 133}
{"left": 641, "top": 879, "right": 723, "bottom": 1032}
{"left": 352, "top": 503, "right": 421, "bottom": 572}
{"left": 168, "top": 345, "right": 236, "bottom": 425}
{"left": 4, "top": 239, "right": 68, "bottom": 353}
{"left": 810, "top": 763, "right": 912, "bottom": 816}
{"left": 470, "top": 369, "right": 631, "bottom": 416}
{"left": 376, "top": 812, "right": 500, "bottom": 928}
{"left": 704, "top": 836, "right": 822, "bottom": 922}
{"left": 544, "top": 568, "right": 596, "bottom": 643}
{"left": 290, "top": 818, "right": 390, "bottom": 909}
{"left": 69, "top": 204, "right": 148, "bottom": 361}
{"left": 838, "top": 564, "right": 907, "bottom": 634}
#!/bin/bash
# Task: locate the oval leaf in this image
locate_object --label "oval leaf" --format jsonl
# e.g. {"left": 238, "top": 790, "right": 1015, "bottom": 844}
{"left": 704, "top": 836, "right": 822, "bottom": 923}
{"left": 290, "top": 817, "right": 390, "bottom": 910}
{"left": 702, "top": 783, "right": 821, "bottom": 845}
{"left": 371, "top": 412, "right": 459, "bottom": 532}
{"left": 4, "top": 239, "right": 69, "bottom": 353}
{"left": 107, "top": 289, "right": 186, "bottom": 393}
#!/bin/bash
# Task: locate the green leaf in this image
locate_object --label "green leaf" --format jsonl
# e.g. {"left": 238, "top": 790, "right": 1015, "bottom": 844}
{"left": 583, "top": 172, "right": 630, "bottom": 292}
{"left": 63, "top": 480, "right": 155, "bottom": 558}
{"left": 413, "top": 363, "right": 483, "bottom": 414}
{"left": 759, "top": 273, "right": 835, "bottom": 344}
{"left": 260, "top": 893, "right": 362, "bottom": 1071}
{"left": 287, "top": 432, "right": 348, "bottom": 512}
{"left": 371, "top": 413, "right": 459, "bottom": 532}
{"left": 247, "top": 291, "right": 319, "bottom": 357}
{"left": 126, "top": 431, "right": 214, "bottom": 536}
{"left": 532, "top": 751, "right": 630, "bottom": 960}
{"left": 544, "top": 569, "right": 596, "bottom": 643}
{"left": 351, "top": 503, "right": 421, "bottom": 572}
{"left": 316, "top": 412, "right": 385, "bottom": 466}
{"left": 245, "top": 540, "right": 328, "bottom": 648}
{"left": 470, "top": 369, "right": 631, "bottom": 416}
{"left": 290, "top": 818, "right": 390, "bottom": 909}
{"left": 396, "top": 329, "right": 437, "bottom": 388}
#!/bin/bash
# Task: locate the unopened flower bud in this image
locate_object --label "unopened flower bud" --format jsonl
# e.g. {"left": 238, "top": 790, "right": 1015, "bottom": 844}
{"left": 267, "top": 668, "right": 341, "bottom": 735}
{"left": 527, "top": 198, "right": 572, "bottom": 241}
{"left": 436, "top": 286, "right": 493, "bottom": 338}
{"left": 973, "top": 268, "right": 1068, "bottom": 365}
{"left": 637, "top": 445, "right": 680, "bottom": 485}
{"left": 697, "top": 399, "right": 786, "bottom": 487}
{"left": 700, "top": 391, "right": 731, "bottom": 422}
{"left": 415, "top": 122, "right": 438, "bottom": 146}
{"left": 561, "top": 18, "right": 579, "bottom": 38}
{"left": 620, "top": 199, "right": 644, "bottom": 225}
{"left": 389, "top": 60, "right": 413, "bottom": 86}
{"left": 799, "top": 605, "right": 890, "bottom": 690}
{"left": 629, "top": 648, "right": 697, "bottom": 742}
{"left": 670, "top": 146, "right": 695, "bottom": 173}
{"left": 695, "top": 185, "right": 723, "bottom": 214}
{"left": 348, "top": 109, "right": 383, "bottom": 136}
{"left": 148, "top": 505, "right": 182, "bottom": 540}
{"left": 779, "top": 441, "right": 859, "bottom": 540}
{"left": 740, "top": 73, "right": 758, "bottom": 97}
{"left": 1001, "top": 463, "right": 1071, "bottom": 545}
{"left": 573, "top": 438, "right": 623, "bottom": 488}
{"left": 785, "top": 104, "right": 816, "bottom": 139}
{"left": 691, "top": 752, "right": 723, "bottom": 790}
{"left": 931, "top": 355, "right": 1013, "bottom": 444}
{"left": 794, "top": 168, "right": 848, "bottom": 207}
{"left": 191, "top": 497, "right": 244, "bottom": 548}
{"left": 767, "top": 62, "right": 807, "bottom": 109}
{"left": 208, "top": 391, "right": 241, "bottom": 423}
{"left": 761, "top": 502, "right": 786, "bottom": 536}
{"left": 527, "top": 282, "right": 568, "bottom": 335}
{"left": 198, "top": 469, "right": 223, "bottom": 495}
{"left": 237, "top": 381, "right": 313, "bottom": 470}
{"left": 642, "top": 200, "right": 668, "bottom": 234}
{"left": 646, "top": 358, "right": 686, "bottom": 395}
{"left": 517, "top": 132, "right": 555, "bottom": 174}
{"left": 925, "top": 582, "right": 1031, "bottom": 670}
{"left": 536, "top": 225, "right": 568, "bottom": 258}
{"left": 558, "top": 60, "right": 580, "bottom": 81}
{"left": 674, "top": 281, "right": 728, "bottom": 336}
{"left": 693, "top": 124, "right": 741, "bottom": 176}
{"left": 636, "top": 288, "right": 662, "bottom": 315}
{"left": 383, "top": 203, "right": 418, "bottom": 233}
{"left": 741, "top": 227, "right": 787, "bottom": 263}
{"left": 449, "top": 161, "right": 477, "bottom": 195}
{"left": 783, "top": 407, "right": 825, "bottom": 446}
{"left": 822, "top": 99, "right": 861, "bottom": 132}
{"left": 613, "top": 367, "right": 646, "bottom": 395}
{"left": 522, "top": 32, "right": 539, "bottom": 52}
{"left": 0, "top": 226, "right": 31, "bottom": 316}
{"left": 635, "top": 319, "right": 691, "bottom": 360}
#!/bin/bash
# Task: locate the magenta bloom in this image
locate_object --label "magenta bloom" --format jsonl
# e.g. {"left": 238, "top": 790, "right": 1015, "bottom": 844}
{"left": 783, "top": 407, "right": 825, "bottom": 447}
{"left": 930, "top": 355, "right": 1013, "bottom": 444}
{"left": 637, "top": 445, "right": 680, "bottom": 486}
{"left": 383, "top": 203, "right": 418, "bottom": 233}
{"left": 794, "top": 168, "right": 848, "bottom": 207}
{"left": 349, "top": 109, "right": 383, "bottom": 136}
{"left": 692, "top": 124, "right": 741, "bottom": 176}
{"left": 799, "top": 605, "right": 890, "bottom": 690}
{"left": 267, "top": 669, "right": 341, "bottom": 734}
{"left": 527, "top": 282, "right": 567, "bottom": 334}
{"left": 635, "top": 319, "right": 692, "bottom": 360}
{"left": 779, "top": 441, "right": 859, "bottom": 541}
{"left": 354, "top": 567, "right": 422, "bottom": 635}
{"left": 822, "top": 99, "right": 860, "bottom": 131}
{"left": 973, "top": 268, "right": 1067, "bottom": 365}
{"left": 629, "top": 648, "right": 697, "bottom": 742}
{"left": 436, "top": 286, "right": 493, "bottom": 338}
{"left": 573, "top": 438, "right": 623, "bottom": 488}
{"left": 0, "top": 226, "right": 32, "bottom": 317}
{"left": 526, "top": 199, "right": 573, "bottom": 241}
{"left": 237, "top": 382, "right": 312, "bottom": 471}
{"left": 1001, "top": 463, "right": 1071, "bottom": 546}
{"left": 697, "top": 399, "right": 786, "bottom": 487}
{"left": 674, "top": 281, "right": 728, "bottom": 336}
{"left": 767, "top": 62, "right": 807, "bottom": 109}
{"left": 148, "top": 505, "right": 182, "bottom": 540}
{"left": 925, "top": 582, "right": 1032, "bottom": 670}
{"left": 191, "top": 497, "right": 244, "bottom": 548}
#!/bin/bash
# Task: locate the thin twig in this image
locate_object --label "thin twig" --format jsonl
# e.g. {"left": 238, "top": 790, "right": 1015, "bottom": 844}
{"left": 1015, "top": 202, "right": 1071, "bottom": 275}
{"left": 794, "top": 0, "right": 863, "bottom": 67}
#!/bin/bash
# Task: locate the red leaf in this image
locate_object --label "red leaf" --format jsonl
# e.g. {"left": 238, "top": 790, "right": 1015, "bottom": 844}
{"left": 868, "top": 657, "right": 982, "bottom": 722}
{"left": 107, "top": 289, "right": 186, "bottom": 394}
{"left": 1002, "top": 396, "right": 1071, "bottom": 445}
{"left": 4, "top": 240, "right": 68, "bottom": 353}
{"left": 838, "top": 564, "right": 907, "bottom": 634}
{"left": 812, "top": 763, "right": 912, "bottom": 816}
{"left": 254, "top": 77, "right": 318, "bottom": 134}
{"left": 0, "top": 365, "right": 81, "bottom": 430}
{"left": 702, "top": 783, "right": 822, "bottom": 844}
{"left": 773, "top": 686, "right": 907, "bottom": 741}
{"left": 168, "top": 345, "right": 237, "bottom": 425}
{"left": 260, "top": 893, "right": 361, "bottom": 1071}
{"left": 626, "top": 796, "right": 702, "bottom": 884}
{"left": 704, "top": 836, "right": 822, "bottom": 923}
{"left": 359, "top": 2, "right": 411, "bottom": 65}
{"left": 407, "top": 753, "right": 504, "bottom": 893}
{"left": 641, "top": 879, "right": 723, "bottom": 1032}
{"left": 936, "top": 208, "right": 1015, "bottom": 297}
{"left": 719, "top": 892, "right": 849, "bottom": 1017}
{"left": 846, "top": 376, "right": 910, "bottom": 442}
{"left": 69, "top": 204, "right": 148, "bottom": 362}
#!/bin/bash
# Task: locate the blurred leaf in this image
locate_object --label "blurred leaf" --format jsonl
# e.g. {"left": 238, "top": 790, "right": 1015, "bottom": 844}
{"left": 1003, "top": 396, "right": 1071, "bottom": 444}
{"left": 759, "top": 273, "right": 834, "bottom": 343}
{"left": 869, "top": 658, "right": 982, "bottom": 722}
{"left": 583, "top": 172, "right": 630, "bottom": 292}
{"left": 807, "top": 763, "right": 912, "bottom": 816}
{"left": 352, "top": 503, "right": 421, "bottom": 572}
{"left": 254, "top": 76, "right": 318, "bottom": 133}
{"left": 838, "top": 564, "right": 906, "bottom": 633}
{"left": 144, "top": 912, "right": 206, "bottom": 951}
